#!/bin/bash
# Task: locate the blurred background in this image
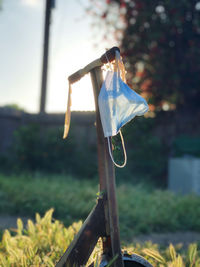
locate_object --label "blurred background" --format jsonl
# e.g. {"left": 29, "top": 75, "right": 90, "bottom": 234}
{"left": 0, "top": 0, "right": 200, "bottom": 245}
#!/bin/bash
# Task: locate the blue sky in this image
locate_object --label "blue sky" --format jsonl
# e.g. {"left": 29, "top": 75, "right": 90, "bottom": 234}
{"left": 0, "top": 0, "right": 116, "bottom": 112}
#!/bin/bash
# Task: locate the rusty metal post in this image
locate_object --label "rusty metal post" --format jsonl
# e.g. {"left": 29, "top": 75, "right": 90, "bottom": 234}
{"left": 90, "top": 67, "right": 124, "bottom": 267}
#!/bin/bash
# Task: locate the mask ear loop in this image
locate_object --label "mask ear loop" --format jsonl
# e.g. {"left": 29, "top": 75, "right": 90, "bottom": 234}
{"left": 105, "top": 50, "right": 127, "bottom": 168}
{"left": 107, "top": 130, "right": 127, "bottom": 168}
{"left": 115, "top": 50, "right": 126, "bottom": 82}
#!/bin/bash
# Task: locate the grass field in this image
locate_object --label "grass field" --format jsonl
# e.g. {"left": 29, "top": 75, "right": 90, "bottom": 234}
{"left": 0, "top": 173, "right": 200, "bottom": 242}
{"left": 0, "top": 209, "right": 200, "bottom": 266}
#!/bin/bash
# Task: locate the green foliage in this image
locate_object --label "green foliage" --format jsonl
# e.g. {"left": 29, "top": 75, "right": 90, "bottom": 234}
{"left": 0, "top": 173, "right": 97, "bottom": 227}
{"left": 9, "top": 124, "right": 97, "bottom": 177}
{"left": 140, "top": 243, "right": 200, "bottom": 266}
{"left": 92, "top": 0, "right": 200, "bottom": 112}
{"left": 118, "top": 184, "right": 200, "bottom": 238}
{"left": 0, "top": 209, "right": 200, "bottom": 266}
{"left": 1, "top": 117, "right": 168, "bottom": 185}
{"left": 0, "top": 209, "right": 82, "bottom": 266}
{"left": 115, "top": 117, "right": 168, "bottom": 185}
{"left": 1, "top": 173, "right": 200, "bottom": 239}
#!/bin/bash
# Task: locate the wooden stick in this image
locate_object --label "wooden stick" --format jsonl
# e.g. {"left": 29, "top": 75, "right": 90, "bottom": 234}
{"left": 90, "top": 67, "right": 124, "bottom": 267}
{"left": 68, "top": 47, "right": 120, "bottom": 84}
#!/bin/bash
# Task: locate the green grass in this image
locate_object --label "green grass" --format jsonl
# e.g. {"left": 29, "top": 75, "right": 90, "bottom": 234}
{"left": 0, "top": 209, "right": 200, "bottom": 267}
{"left": 0, "top": 173, "right": 200, "bottom": 241}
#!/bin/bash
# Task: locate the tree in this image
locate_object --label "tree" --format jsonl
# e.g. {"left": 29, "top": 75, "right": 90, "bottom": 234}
{"left": 91, "top": 0, "right": 200, "bottom": 113}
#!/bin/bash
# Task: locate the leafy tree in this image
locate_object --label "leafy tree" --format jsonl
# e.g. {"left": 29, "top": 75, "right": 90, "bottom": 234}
{"left": 91, "top": 0, "right": 200, "bottom": 112}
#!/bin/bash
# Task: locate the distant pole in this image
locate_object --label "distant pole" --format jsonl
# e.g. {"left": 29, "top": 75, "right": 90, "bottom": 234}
{"left": 40, "top": 0, "right": 55, "bottom": 113}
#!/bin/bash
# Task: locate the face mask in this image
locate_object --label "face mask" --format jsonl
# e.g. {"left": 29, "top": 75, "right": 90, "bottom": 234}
{"left": 98, "top": 51, "right": 149, "bottom": 168}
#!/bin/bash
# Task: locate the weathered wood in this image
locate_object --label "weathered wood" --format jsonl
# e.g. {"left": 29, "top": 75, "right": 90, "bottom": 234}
{"left": 55, "top": 197, "right": 106, "bottom": 267}
{"left": 104, "top": 137, "right": 124, "bottom": 267}
{"left": 68, "top": 47, "right": 120, "bottom": 84}
{"left": 90, "top": 67, "right": 124, "bottom": 267}
{"left": 90, "top": 68, "right": 111, "bottom": 256}
{"left": 90, "top": 68, "right": 107, "bottom": 192}
{"left": 56, "top": 47, "right": 124, "bottom": 267}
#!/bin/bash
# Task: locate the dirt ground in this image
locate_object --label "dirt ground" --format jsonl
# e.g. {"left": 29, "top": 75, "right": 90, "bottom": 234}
{"left": 0, "top": 214, "right": 30, "bottom": 230}
{"left": 0, "top": 215, "right": 200, "bottom": 248}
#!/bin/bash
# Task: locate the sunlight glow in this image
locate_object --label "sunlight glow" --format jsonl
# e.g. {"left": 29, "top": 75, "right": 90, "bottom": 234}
{"left": 70, "top": 69, "right": 109, "bottom": 111}
{"left": 21, "top": 0, "right": 41, "bottom": 7}
{"left": 71, "top": 74, "right": 95, "bottom": 111}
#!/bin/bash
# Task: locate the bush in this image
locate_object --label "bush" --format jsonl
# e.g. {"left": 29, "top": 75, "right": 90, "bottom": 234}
{"left": 0, "top": 209, "right": 82, "bottom": 266}
{"left": 114, "top": 117, "right": 168, "bottom": 186}
{"left": 0, "top": 114, "right": 169, "bottom": 185}
{"left": 0, "top": 209, "right": 200, "bottom": 266}
{"left": 9, "top": 124, "right": 97, "bottom": 177}
{"left": 1, "top": 173, "right": 200, "bottom": 238}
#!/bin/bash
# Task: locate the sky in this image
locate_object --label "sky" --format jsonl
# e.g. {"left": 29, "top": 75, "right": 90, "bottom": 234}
{"left": 0, "top": 0, "right": 117, "bottom": 113}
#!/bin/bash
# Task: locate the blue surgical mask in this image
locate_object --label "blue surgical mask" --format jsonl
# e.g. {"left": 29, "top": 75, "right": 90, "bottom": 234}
{"left": 98, "top": 51, "right": 149, "bottom": 167}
